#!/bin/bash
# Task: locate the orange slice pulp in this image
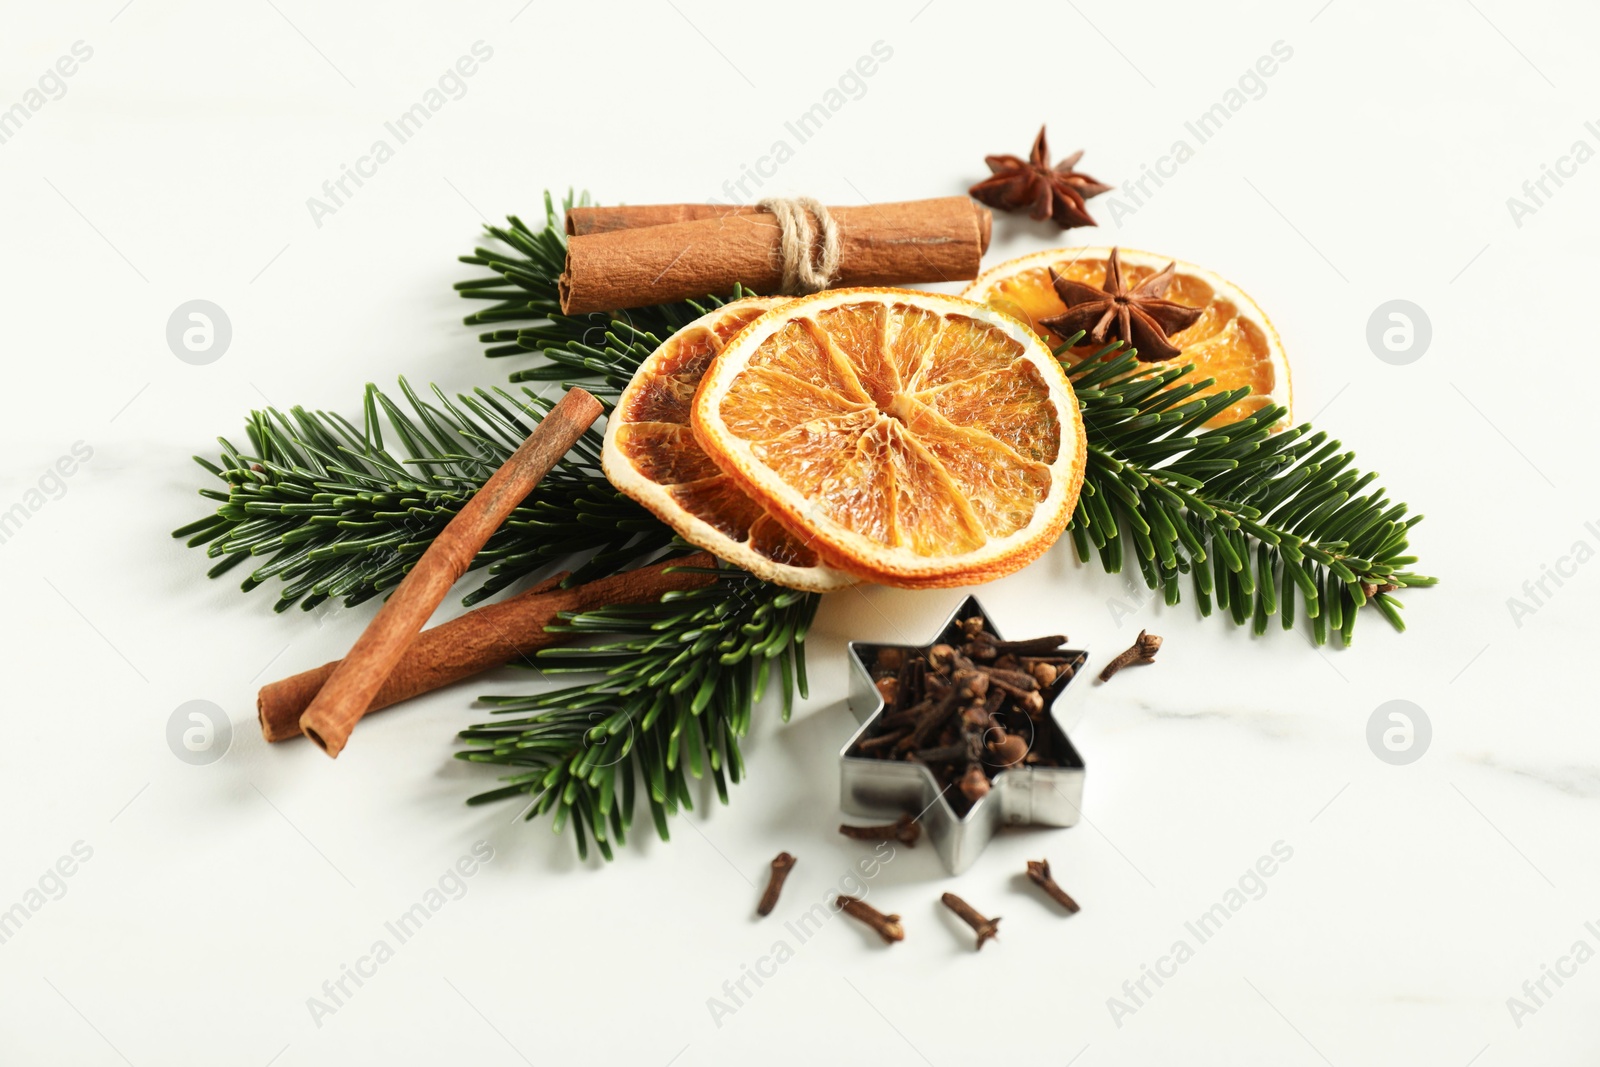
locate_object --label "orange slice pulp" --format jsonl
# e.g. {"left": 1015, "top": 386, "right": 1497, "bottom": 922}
{"left": 601, "top": 297, "right": 856, "bottom": 591}
{"left": 690, "top": 288, "right": 1085, "bottom": 589}
{"left": 963, "top": 247, "right": 1291, "bottom": 427}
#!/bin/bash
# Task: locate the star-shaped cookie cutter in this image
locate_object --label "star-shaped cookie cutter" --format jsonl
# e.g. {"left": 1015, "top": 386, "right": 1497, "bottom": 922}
{"left": 840, "top": 595, "right": 1088, "bottom": 874}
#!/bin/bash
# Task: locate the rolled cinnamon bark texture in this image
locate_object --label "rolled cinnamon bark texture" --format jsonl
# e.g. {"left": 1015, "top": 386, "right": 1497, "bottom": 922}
{"left": 558, "top": 196, "right": 991, "bottom": 314}
{"left": 258, "top": 556, "right": 716, "bottom": 743}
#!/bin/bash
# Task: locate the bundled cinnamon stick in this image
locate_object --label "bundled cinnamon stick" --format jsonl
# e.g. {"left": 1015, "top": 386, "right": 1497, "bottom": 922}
{"left": 296, "top": 388, "right": 603, "bottom": 758}
{"left": 566, "top": 203, "right": 762, "bottom": 235}
{"left": 258, "top": 556, "right": 716, "bottom": 742}
{"left": 559, "top": 196, "right": 991, "bottom": 314}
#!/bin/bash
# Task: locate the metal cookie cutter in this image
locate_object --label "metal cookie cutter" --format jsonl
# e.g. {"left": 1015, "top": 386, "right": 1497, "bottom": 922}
{"left": 839, "top": 595, "right": 1088, "bottom": 874}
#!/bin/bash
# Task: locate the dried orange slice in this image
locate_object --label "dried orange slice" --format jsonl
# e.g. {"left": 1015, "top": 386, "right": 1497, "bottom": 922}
{"left": 691, "top": 289, "right": 1085, "bottom": 588}
{"left": 963, "top": 247, "right": 1291, "bottom": 427}
{"left": 602, "top": 297, "right": 856, "bottom": 591}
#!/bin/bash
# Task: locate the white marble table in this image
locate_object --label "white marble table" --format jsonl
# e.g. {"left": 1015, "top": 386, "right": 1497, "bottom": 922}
{"left": 2, "top": 1, "right": 1597, "bottom": 1064}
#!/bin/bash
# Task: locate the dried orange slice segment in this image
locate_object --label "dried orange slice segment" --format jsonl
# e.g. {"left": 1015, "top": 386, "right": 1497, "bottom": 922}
{"left": 691, "top": 289, "right": 1085, "bottom": 588}
{"left": 602, "top": 297, "right": 856, "bottom": 591}
{"left": 963, "top": 247, "right": 1291, "bottom": 427}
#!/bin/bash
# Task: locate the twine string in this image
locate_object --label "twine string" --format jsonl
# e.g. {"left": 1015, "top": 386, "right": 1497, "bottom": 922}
{"left": 757, "top": 196, "right": 841, "bottom": 295}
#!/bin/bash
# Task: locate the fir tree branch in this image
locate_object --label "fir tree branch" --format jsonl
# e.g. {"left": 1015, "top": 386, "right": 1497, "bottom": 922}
{"left": 1063, "top": 344, "right": 1435, "bottom": 645}
{"left": 456, "top": 571, "right": 820, "bottom": 860}
{"left": 172, "top": 380, "right": 673, "bottom": 611}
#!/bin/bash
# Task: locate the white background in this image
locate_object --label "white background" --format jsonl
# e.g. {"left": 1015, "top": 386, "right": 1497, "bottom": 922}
{"left": 2, "top": 1, "right": 1597, "bottom": 1064}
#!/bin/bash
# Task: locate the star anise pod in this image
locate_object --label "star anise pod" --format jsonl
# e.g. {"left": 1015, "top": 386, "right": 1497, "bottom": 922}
{"left": 969, "top": 126, "right": 1111, "bottom": 230}
{"left": 1038, "top": 248, "right": 1203, "bottom": 361}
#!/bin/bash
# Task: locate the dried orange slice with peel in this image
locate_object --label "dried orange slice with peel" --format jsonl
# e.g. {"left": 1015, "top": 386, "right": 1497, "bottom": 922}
{"left": 602, "top": 297, "right": 856, "bottom": 592}
{"left": 963, "top": 247, "right": 1291, "bottom": 427}
{"left": 691, "top": 289, "right": 1086, "bottom": 588}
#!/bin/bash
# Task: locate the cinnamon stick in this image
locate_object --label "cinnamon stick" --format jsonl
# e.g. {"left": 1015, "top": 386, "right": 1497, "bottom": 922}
{"left": 567, "top": 204, "right": 753, "bottom": 235}
{"left": 258, "top": 556, "right": 716, "bottom": 742}
{"left": 296, "top": 388, "right": 603, "bottom": 758}
{"left": 559, "top": 197, "right": 991, "bottom": 314}
{"left": 567, "top": 201, "right": 993, "bottom": 245}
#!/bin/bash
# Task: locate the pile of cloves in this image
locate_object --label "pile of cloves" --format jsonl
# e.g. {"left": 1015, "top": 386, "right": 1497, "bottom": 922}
{"left": 850, "top": 617, "right": 1085, "bottom": 814}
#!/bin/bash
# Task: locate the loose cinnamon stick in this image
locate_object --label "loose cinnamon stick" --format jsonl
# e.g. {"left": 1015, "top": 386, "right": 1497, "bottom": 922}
{"left": 559, "top": 197, "right": 991, "bottom": 314}
{"left": 258, "top": 556, "right": 715, "bottom": 742}
{"left": 296, "top": 389, "right": 603, "bottom": 758}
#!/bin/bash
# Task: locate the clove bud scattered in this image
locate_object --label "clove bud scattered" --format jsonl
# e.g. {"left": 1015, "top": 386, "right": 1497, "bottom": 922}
{"left": 1098, "top": 629, "right": 1162, "bottom": 682}
{"left": 838, "top": 894, "right": 904, "bottom": 944}
{"left": 756, "top": 851, "right": 796, "bottom": 917}
{"left": 940, "top": 892, "right": 1001, "bottom": 950}
{"left": 1025, "top": 857, "right": 1080, "bottom": 914}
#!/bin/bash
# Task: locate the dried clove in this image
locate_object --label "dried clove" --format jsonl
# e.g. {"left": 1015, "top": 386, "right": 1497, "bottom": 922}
{"left": 986, "top": 730, "right": 1029, "bottom": 766}
{"left": 1025, "top": 858, "right": 1080, "bottom": 913}
{"left": 960, "top": 704, "right": 994, "bottom": 730}
{"left": 838, "top": 894, "right": 904, "bottom": 944}
{"left": 1022, "top": 658, "right": 1067, "bottom": 687}
{"left": 757, "top": 852, "right": 796, "bottom": 916}
{"left": 958, "top": 765, "right": 990, "bottom": 802}
{"left": 1014, "top": 689, "right": 1046, "bottom": 716}
{"left": 874, "top": 675, "right": 900, "bottom": 706}
{"left": 914, "top": 738, "right": 979, "bottom": 765}
{"left": 970, "top": 632, "right": 1069, "bottom": 660}
{"left": 881, "top": 695, "right": 932, "bottom": 730}
{"left": 940, "top": 892, "right": 1001, "bottom": 950}
{"left": 1098, "top": 629, "right": 1162, "bottom": 682}
{"left": 977, "top": 664, "right": 1040, "bottom": 691}
{"left": 838, "top": 814, "right": 920, "bottom": 847}
{"left": 855, "top": 729, "right": 908, "bottom": 753}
